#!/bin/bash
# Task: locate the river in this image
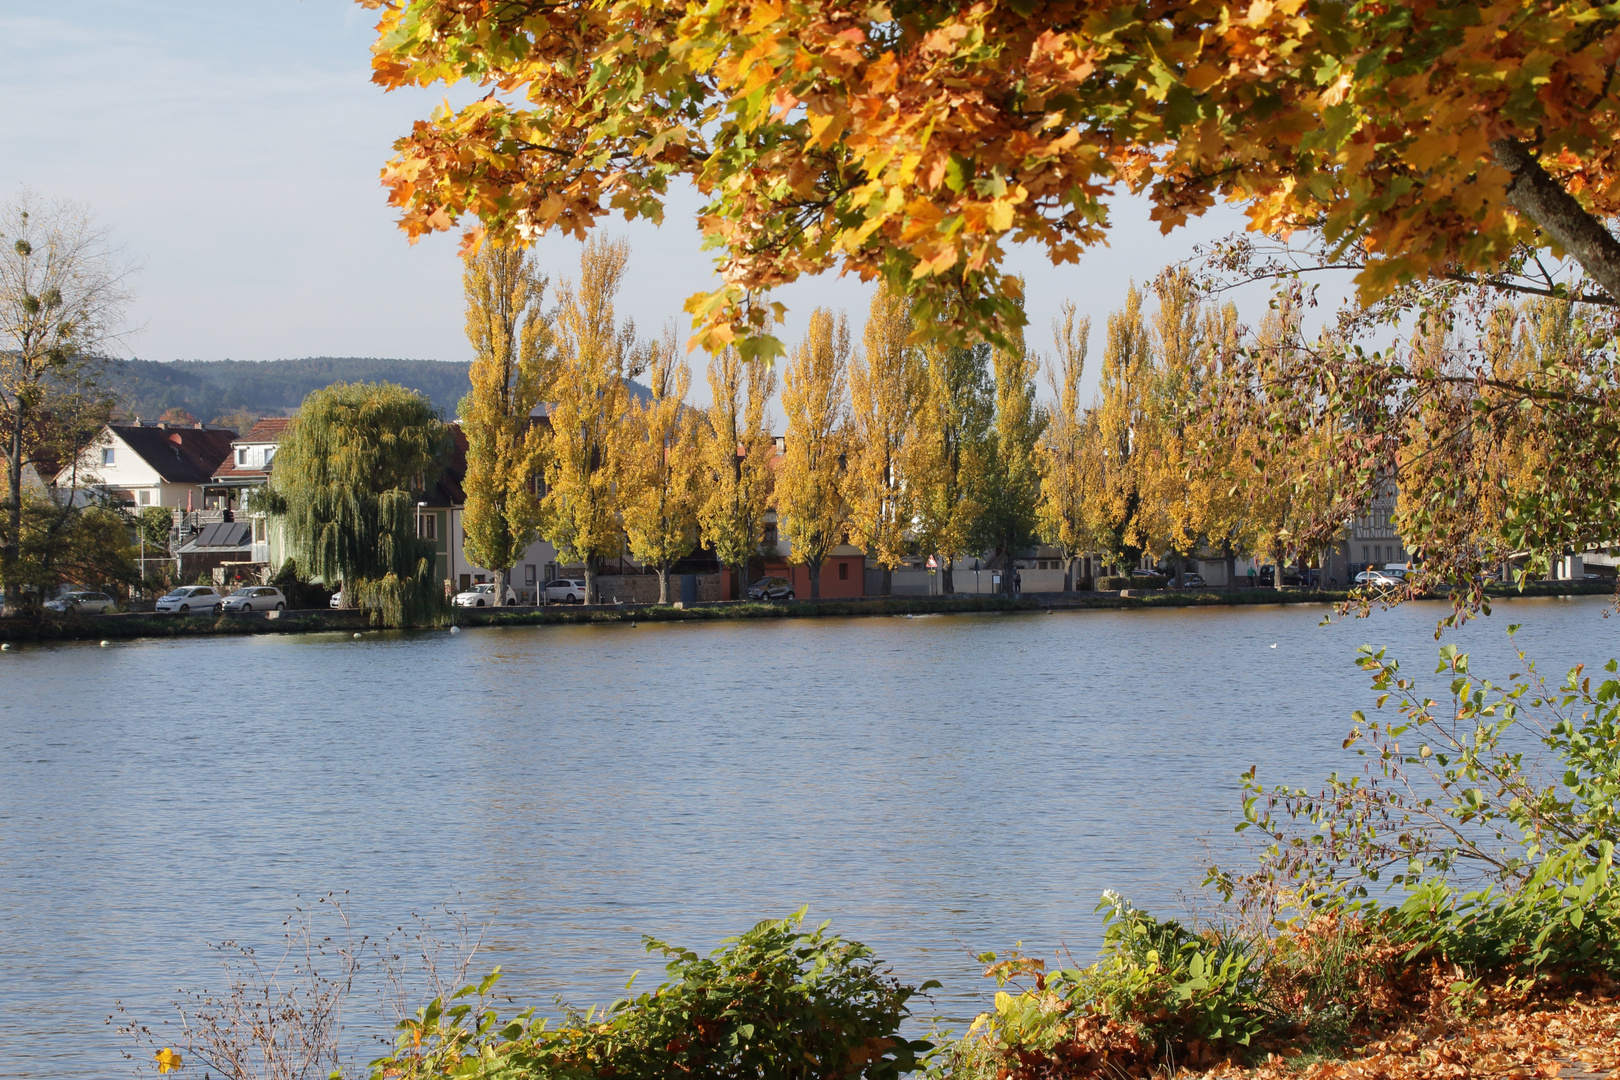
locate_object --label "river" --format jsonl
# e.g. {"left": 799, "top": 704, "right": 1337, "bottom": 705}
{"left": 0, "top": 596, "right": 1612, "bottom": 1077}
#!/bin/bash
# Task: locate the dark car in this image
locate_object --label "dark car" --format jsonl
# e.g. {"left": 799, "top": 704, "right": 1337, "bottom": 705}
{"left": 1129, "top": 568, "right": 1161, "bottom": 578}
{"left": 747, "top": 576, "right": 795, "bottom": 601}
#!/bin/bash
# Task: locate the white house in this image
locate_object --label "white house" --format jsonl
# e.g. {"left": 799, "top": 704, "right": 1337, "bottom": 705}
{"left": 60, "top": 422, "right": 238, "bottom": 513}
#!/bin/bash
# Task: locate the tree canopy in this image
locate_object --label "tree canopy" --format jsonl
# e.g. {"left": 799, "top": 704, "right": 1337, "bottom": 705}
{"left": 267, "top": 381, "right": 447, "bottom": 624}
{"left": 363, "top": 0, "right": 1620, "bottom": 352}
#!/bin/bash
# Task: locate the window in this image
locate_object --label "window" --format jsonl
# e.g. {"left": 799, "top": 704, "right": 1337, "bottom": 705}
{"left": 524, "top": 565, "right": 536, "bottom": 585}
{"left": 264, "top": 447, "right": 276, "bottom": 464}
{"left": 838, "top": 562, "right": 849, "bottom": 581}
{"left": 419, "top": 512, "right": 437, "bottom": 540}
{"left": 763, "top": 523, "right": 778, "bottom": 544}
{"left": 236, "top": 447, "right": 248, "bottom": 465}
{"left": 138, "top": 489, "right": 151, "bottom": 506}
{"left": 253, "top": 518, "right": 267, "bottom": 543}
{"left": 101, "top": 447, "right": 115, "bottom": 466}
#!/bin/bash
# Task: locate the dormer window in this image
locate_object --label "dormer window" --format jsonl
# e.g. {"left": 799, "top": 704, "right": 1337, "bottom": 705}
{"left": 264, "top": 447, "right": 275, "bottom": 464}
{"left": 236, "top": 447, "right": 249, "bottom": 465}
{"left": 101, "top": 447, "right": 115, "bottom": 466}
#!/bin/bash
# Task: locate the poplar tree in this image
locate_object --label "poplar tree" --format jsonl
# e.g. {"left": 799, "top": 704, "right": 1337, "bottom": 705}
{"left": 1136, "top": 268, "right": 1205, "bottom": 585}
{"left": 459, "top": 242, "right": 553, "bottom": 606}
{"left": 976, "top": 318, "right": 1046, "bottom": 593}
{"left": 541, "top": 235, "right": 642, "bottom": 605}
{"left": 845, "top": 284, "right": 921, "bottom": 595}
{"left": 1185, "top": 302, "right": 1253, "bottom": 588}
{"left": 777, "top": 308, "right": 849, "bottom": 599}
{"left": 698, "top": 347, "right": 775, "bottom": 599}
{"left": 1036, "top": 301, "right": 1092, "bottom": 590}
{"left": 1085, "top": 283, "right": 1153, "bottom": 572}
{"left": 267, "top": 382, "right": 446, "bottom": 624}
{"left": 617, "top": 328, "right": 701, "bottom": 604}
{"left": 908, "top": 339, "right": 993, "bottom": 595}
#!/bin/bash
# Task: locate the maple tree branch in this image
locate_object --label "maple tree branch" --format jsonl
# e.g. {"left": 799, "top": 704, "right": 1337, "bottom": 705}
{"left": 1492, "top": 137, "right": 1620, "bottom": 303}
{"left": 1202, "top": 256, "right": 1619, "bottom": 307}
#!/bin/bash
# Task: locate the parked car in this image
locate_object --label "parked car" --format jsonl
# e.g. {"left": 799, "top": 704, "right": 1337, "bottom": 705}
{"left": 329, "top": 589, "right": 344, "bottom": 608}
{"left": 44, "top": 590, "right": 116, "bottom": 614}
{"left": 222, "top": 586, "right": 286, "bottom": 612}
{"left": 1354, "top": 570, "right": 1404, "bottom": 587}
{"left": 747, "top": 576, "right": 795, "bottom": 601}
{"left": 1257, "top": 565, "right": 1276, "bottom": 587}
{"left": 1129, "top": 567, "right": 1162, "bottom": 578}
{"left": 543, "top": 578, "right": 587, "bottom": 604}
{"left": 453, "top": 582, "right": 518, "bottom": 607}
{"left": 155, "top": 585, "right": 223, "bottom": 613}
{"left": 1180, "top": 573, "right": 1207, "bottom": 589}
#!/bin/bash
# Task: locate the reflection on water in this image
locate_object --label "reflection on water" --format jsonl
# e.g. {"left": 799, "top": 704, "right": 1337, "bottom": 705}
{"left": 0, "top": 597, "right": 1612, "bottom": 1077}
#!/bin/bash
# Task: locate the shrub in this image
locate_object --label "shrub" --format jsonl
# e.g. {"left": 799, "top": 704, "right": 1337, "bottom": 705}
{"left": 1096, "top": 575, "right": 1167, "bottom": 591}
{"left": 373, "top": 910, "right": 935, "bottom": 1080}
{"left": 1222, "top": 635, "right": 1620, "bottom": 980}
{"left": 932, "top": 895, "right": 1263, "bottom": 1078}
{"left": 268, "top": 560, "right": 333, "bottom": 610}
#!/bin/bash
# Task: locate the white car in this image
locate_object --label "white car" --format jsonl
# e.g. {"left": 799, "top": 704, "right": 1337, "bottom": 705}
{"left": 222, "top": 586, "right": 286, "bottom": 612}
{"left": 155, "top": 585, "right": 224, "bottom": 613}
{"left": 453, "top": 583, "right": 518, "bottom": 607}
{"left": 542, "top": 578, "right": 587, "bottom": 604}
{"left": 45, "top": 591, "right": 116, "bottom": 615}
{"left": 1354, "top": 570, "right": 1404, "bottom": 587}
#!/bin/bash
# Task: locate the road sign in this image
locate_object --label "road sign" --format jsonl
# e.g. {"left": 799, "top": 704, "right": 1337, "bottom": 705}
{"left": 925, "top": 555, "right": 938, "bottom": 568}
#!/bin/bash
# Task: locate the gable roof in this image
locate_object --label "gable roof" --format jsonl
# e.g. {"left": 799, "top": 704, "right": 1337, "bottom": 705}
{"left": 109, "top": 423, "right": 237, "bottom": 484}
{"left": 238, "top": 416, "right": 294, "bottom": 444}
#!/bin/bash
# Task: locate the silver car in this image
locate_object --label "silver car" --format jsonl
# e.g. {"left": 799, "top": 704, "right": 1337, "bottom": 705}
{"left": 221, "top": 586, "right": 286, "bottom": 612}
{"left": 154, "top": 585, "right": 224, "bottom": 614}
{"left": 44, "top": 590, "right": 116, "bottom": 614}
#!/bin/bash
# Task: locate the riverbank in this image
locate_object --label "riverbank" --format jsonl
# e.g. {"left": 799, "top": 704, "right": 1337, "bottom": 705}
{"left": 0, "top": 580, "right": 1610, "bottom": 644}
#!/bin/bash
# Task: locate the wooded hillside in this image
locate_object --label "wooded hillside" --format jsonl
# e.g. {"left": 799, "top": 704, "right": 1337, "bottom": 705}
{"left": 108, "top": 357, "right": 475, "bottom": 421}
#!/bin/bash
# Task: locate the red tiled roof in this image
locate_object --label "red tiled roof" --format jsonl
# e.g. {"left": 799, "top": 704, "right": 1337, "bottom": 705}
{"left": 238, "top": 416, "right": 294, "bottom": 443}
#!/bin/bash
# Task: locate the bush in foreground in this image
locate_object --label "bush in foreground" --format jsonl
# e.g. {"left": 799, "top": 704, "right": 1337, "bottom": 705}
{"left": 371, "top": 910, "right": 935, "bottom": 1080}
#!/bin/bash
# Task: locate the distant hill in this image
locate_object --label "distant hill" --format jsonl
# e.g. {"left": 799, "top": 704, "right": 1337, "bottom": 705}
{"left": 107, "top": 357, "right": 476, "bottom": 422}
{"left": 105, "top": 356, "right": 653, "bottom": 428}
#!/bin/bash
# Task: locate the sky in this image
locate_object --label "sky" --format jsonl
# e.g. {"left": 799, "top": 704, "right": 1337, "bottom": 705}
{"left": 3, "top": 1, "right": 1305, "bottom": 410}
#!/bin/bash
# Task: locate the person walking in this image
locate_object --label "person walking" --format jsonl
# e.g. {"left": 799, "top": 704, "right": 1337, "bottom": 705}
{"left": 1014, "top": 569, "right": 1022, "bottom": 595}
{"left": 1246, "top": 564, "right": 1257, "bottom": 587}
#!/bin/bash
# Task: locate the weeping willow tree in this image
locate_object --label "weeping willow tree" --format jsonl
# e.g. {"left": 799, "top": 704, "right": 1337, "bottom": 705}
{"left": 266, "top": 382, "right": 448, "bottom": 626}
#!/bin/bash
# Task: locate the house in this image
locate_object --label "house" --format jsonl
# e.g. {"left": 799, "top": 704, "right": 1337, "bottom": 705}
{"left": 61, "top": 422, "right": 237, "bottom": 514}
{"left": 211, "top": 417, "right": 295, "bottom": 565}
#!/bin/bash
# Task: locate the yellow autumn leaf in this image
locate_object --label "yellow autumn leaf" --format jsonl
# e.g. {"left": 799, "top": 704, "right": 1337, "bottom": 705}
{"left": 986, "top": 199, "right": 1015, "bottom": 232}
{"left": 155, "top": 1047, "right": 182, "bottom": 1074}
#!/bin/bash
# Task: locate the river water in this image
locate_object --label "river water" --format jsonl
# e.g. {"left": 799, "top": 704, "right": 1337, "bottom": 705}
{"left": 1, "top": 597, "right": 1613, "bottom": 1077}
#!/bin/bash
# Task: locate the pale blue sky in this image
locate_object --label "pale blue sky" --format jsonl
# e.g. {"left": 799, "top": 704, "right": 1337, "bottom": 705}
{"left": 4, "top": 1, "right": 1296, "bottom": 407}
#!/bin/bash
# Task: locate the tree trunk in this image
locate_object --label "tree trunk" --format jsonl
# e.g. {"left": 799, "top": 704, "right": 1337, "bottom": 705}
{"left": 493, "top": 566, "right": 506, "bottom": 606}
{"left": 941, "top": 557, "right": 954, "bottom": 595}
{"left": 808, "top": 558, "right": 821, "bottom": 599}
{"left": 657, "top": 565, "right": 671, "bottom": 605}
{"left": 1064, "top": 556, "right": 1073, "bottom": 592}
{"left": 881, "top": 565, "right": 892, "bottom": 596}
{"left": 3, "top": 407, "right": 23, "bottom": 610}
{"left": 1493, "top": 138, "right": 1620, "bottom": 302}
{"left": 1274, "top": 548, "right": 1286, "bottom": 590}
{"left": 1223, "top": 540, "right": 1236, "bottom": 591}
{"left": 584, "top": 564, "right": 597, "bottom": 605}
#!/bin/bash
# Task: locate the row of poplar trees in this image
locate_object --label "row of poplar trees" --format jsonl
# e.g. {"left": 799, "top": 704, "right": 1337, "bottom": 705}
{"left": 459, "top": 239, "right": 1330, "bottom": 605}
{"left": 457, "top": 236, "right": 1058, "bottom": 603}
